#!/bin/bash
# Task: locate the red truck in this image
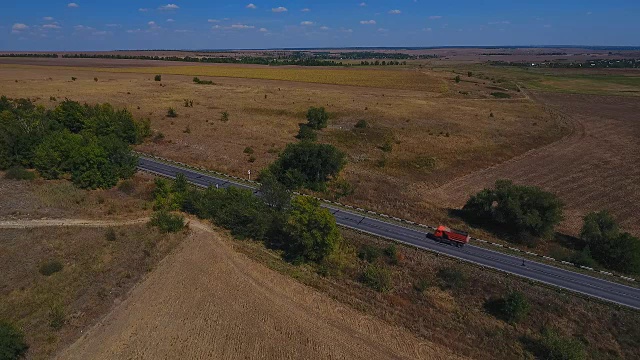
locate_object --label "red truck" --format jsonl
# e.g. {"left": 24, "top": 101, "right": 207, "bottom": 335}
{"left": 429, "top": 225, "right": 470, "bottom": 248}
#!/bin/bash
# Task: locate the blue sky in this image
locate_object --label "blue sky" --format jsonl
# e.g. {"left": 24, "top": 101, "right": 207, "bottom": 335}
{"left": 1, "top": 1, "right": 638, "bottom": 50}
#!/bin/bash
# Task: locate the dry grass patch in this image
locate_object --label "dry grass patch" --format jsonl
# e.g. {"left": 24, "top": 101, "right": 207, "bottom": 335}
{"left": 0, "top": 225, "right": 187, "bottom": 359}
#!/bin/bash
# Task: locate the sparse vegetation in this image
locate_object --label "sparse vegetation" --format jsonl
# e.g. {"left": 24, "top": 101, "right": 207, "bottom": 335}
{"left": 105, "top": 228, "right": 117, "bottom": 242}
{"left": 166, "top": 107, "right": 177, "bottom": 118}
{"left": 193, "top": 77, "right": 214, "bottom": 85}
{"left": 538, "top": 328, "right": 586, "bottom": 360}
{"left": 154, "top": 74, "right": 162, "bottom": 81}
{"left": 455, "top": 75, "right": 461, "bottom": 83}
{"left": 486, "top": 291, "right": 530, "bottom": 324}
{"left": 296, "top": 124, "right": 317, "bottom": 141}
{"left": 436, "top": 267, "right": 466, "bottom": 290}
{"left": 220, "top": 111, "right": 229, "bottom": 122}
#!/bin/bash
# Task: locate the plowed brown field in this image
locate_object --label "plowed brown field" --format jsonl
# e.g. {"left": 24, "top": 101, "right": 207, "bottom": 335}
{"left": 429, "top": 92, "right": 640, "bottom": 236}
{"left": 59, "top": 221, "right": 464, "bottom": 360}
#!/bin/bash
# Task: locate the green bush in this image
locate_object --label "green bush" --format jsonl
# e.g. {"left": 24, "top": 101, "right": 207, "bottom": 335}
{"left": 296, "top": 124, "right": 317, "bottom": 142}
{"left": 358, "top": 245, "right": 381, "bottom": 263}
{"left": 221, "top": 111, "right": 229, "bottom": 122}
{"left": 4, "top": 166, "right": 35, "bottom": 180}
{"left": 462, "top": 180, "right": 563, "bottom": 239}
{"left": 166, "top": 107, "right": 177, "bottom": 118}
{"left": 581, "top": 211, "right": 640, "bottom": 274}
{"left": 354, "top": 119, "right": 369, "bottom": 129}
{"left": 437, "top": 267, "right": 466, "bottom": 290}
{"left": 487, "top": 291, "right": 530, "bottom": 323}
{"left": 380, "top": 140, "right": 393, "bottom": 153}
{"left": 193, "top": 77, "right": 214, "bottom": 85}
{"left": 455, "top": 75, "right": 461, "bottom": 83}
{"left": 306, "top": 107, "right": 329, "bottom": 130}
{"left": 39, "top": 259, "right": 63, "bottom": 276}
{"left": 360, "top": 264, "right": 392, "bottom": 292}
{"left": 413, "top": 278, "right": 430, "bottom": 293}
{"left": 49, "top": 304, "right": 65, "bottom": 330}
{"left": 0, "top": 321, "right": 29, "bottom": 360}
{"left": 154, "top": 74, "right": 162, "bottom": 81}
{"left": 268, "top": 141, "right": 346, "bottom": 191}
{"left": 243, "top": 147, "right": 254, "bottom": 155}
{"left": 539, "top": 328, "right": 586, "bottom": 360}
{"left": 149, "top": 210, "right": 185, "bottom": 233}
{"left": 491, "top": 92, "right": 511, "bottom": 99}
{"left": 105, "top": 228, "right": 117, "bottom": 242}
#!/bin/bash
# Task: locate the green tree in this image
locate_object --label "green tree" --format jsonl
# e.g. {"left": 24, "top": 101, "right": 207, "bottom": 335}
{"left": 581, "top": 211, "right": 640, "bottom": 273}
{"left": 268, "top": 141, "right": 346, "bottom": 190}
{"left": 149, "top": 210, "right": 185, "bottom": 233}
{"left": 50, "top": 99, "right": 86, "bottom": 133}
{"left": 360, "top": 264, "right": 392, "bottom": 292}
{"left": 306, "top": 107, "right": 329, "bottom": 130}
{"left": 33, "top": 131, "right": 82, "bottom": 179}
{"left": 455, "top": 75, "right": 461, "bottom": 83}
{"left": 463, "top": 180, "right": 563, "bottom": 239}
{"left": 154, "top": 74, "right": 162, "bottom": 81}
{"left": 0, "top": 321, "right": 29, "bottom": 360}
{"left": 497, "top": 291, "right": 530, "bottom": 323}
{"left": 259, "top": 171, "right": 291, "bottom": 211}
{"left": 283, "top": 196, "right": 342, "bottom": 263}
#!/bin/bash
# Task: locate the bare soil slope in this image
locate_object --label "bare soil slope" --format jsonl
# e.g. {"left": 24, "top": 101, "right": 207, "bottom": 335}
{"left": 429, "top": 92, "right": 640, "bottom": 235}
{"left": 59, "top": 221, "right": 463, "bottom": 360}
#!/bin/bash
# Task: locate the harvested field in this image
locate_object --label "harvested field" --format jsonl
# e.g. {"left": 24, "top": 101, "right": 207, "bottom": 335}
{"left": 429, "top": 92, "right": 640, "bottom": 236}
{"left": 60, "top": 221, "right": 463, "bottom": 360}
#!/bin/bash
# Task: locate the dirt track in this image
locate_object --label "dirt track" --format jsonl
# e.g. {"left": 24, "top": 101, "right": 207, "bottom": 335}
{"left": 429, "top": 92, "right": 640, "bottom": 235}
{"left": 58, "top": 220, "right": 463, "bottom": 360}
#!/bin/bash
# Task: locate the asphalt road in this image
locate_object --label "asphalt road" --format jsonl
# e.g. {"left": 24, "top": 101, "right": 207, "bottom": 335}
{"left": 138, "top": 156, "right": 640, "bottom": 310}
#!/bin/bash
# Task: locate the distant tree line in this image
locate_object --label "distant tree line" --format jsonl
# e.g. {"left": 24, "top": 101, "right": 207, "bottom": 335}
{"left": 490, "top": 59, "right": 640, "bottom": 69}
{"left": 0, "top": 53, "right": 59, "bottom": 58}
{"left": 0, "top": 96, "right": 150, "bottom": 189}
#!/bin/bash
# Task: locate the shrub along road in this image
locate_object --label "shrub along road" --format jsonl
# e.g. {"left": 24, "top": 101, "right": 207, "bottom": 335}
{"left": 137, "top": 156, "right": 640, "bottom": 310}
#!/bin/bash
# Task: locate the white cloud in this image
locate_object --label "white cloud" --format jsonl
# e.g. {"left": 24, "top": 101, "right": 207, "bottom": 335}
{"left": 301, "top": 8, "right": 310, "bottom": 12}
{"left": 175, "top": 29, "right": 189, "bottom": 33}
{"left": 272, "top": 7, "right": 287, "bottom": 13}
{"left": 43, "top": 16, "right": 54, "bottom": 21}
{"left": 43, "top": 24, "right": 61, "bottom": 29}
{"left": 246, "top": 3, "right": 257, "bottom": 9}
{"left": 159, "top": 4, "right": 179, "bottom": 11}
{"left": 166, "top": 19, "right": 175, "bottom": 22}
{"left": 488, "top": 20, "right": 510, "bottom": 25}
{"left": 93, "top": 31, "right": 108, "bottom": 36}
{"left": 586, "top": 11, "right": 592, "bottom": 15}
{"left": 389, "top": 10, "right": 401, "bottom": 14}
{"left": 340, "top": 28, "right": 353, "bottom": 33}
{"left": 67, "top": 3, "right": 79, "bottom": 8}
{"left": 127, "top": 28, "right": 142, "bottom": 33}
{"left": 148, "top": 21, "right": 156, "bottom": 26}
{"left": 106, "top": 24, "right": 121, "bottom": 27}
{"left": 208, "top": 19, "right": 220, "bottom": 23}
{"left": 300, "top": 21, "right": 314, "bottom": 26}
{"left": 428, "top": 15, "right": 442, "bottom": 20}
{"left": 378, "top": 28, "right": 389, "bottom": 32}
{"left": 139, "top": 8, "right": 148, "bottom": 12}
{"left": 259, "top": 27, "right": 268, "bottom": 32}
{"left": 74, "top": 25, "right": 95, "bottom": 31}
{"left": 543, "top": 24, "right": 552, "bottom": 28}
{"left": 359, "top": 2, "right": 366, "bottom": 7}
{"left": 320, "top": 26, "right": 329, "bottom": 30}
{"left": 360, "top": 20, "right": 376, "bottom": 25}
{"left": 212, "top": 25, "right": 222, "bottom": 29}
{"left": 11, "top": 23, "right": 29, "bottom": 33}
{"left": 230, "top": 24, "right": 254, "bottom": 29}
{"left": 423, "top": 27, "right": 432, "bottom": 32}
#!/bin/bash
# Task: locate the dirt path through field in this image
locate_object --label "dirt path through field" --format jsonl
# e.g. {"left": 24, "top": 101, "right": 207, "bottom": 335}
{"left": 428, "top": 92, "right": 640, "bottom": 235}
{"left": 57, "top": 219, "right": 464, "bottom": 360}
{"left": 0, "top": 218, "right": 149, "bottom": 229}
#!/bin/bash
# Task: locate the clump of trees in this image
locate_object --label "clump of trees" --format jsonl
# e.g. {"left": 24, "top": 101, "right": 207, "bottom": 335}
{"left": 296, "top": 107, "right": 329, "bottom": 141}
{"left": 0, "top": 321, "right": 29, "bottom": 360}
{"left": 152, "top": 174, "right": 343, "bottom": 265}
{"left": 193, "top": 77, "right": 214, "bottom": 85}
{"left": 267, "top": 141, "right": 346, "bottom": 191}
{"left": 537, "top": 328, "right": 586, "bottom": 360}
{"left": 149, "top": 210, "right": 186, "bottom": 233}
{"left": 580, "top": 210, "right": 640, "bottom": 274}
{"left": 0, "top": 96, "right": 149, "bottom": 189}
{"left": 462, "top": 180, "right": 564, "bottom": 240}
